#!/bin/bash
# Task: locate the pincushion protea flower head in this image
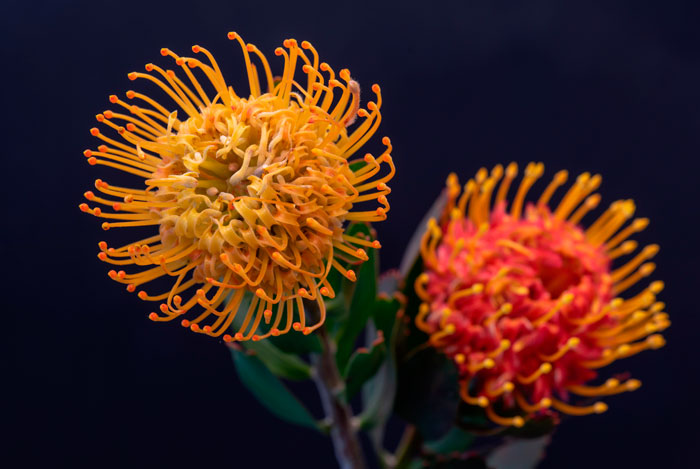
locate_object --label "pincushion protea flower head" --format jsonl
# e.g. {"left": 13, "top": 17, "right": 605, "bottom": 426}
{"left": 415, "top": 163, "right": 668, "bottom": 427}
{"left": 80, "top": 32, "right": 394, "bottom": 341}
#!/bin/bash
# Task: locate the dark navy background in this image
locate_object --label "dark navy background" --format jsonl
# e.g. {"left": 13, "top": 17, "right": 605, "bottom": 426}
{"left": 4, "top": 1, "right": 699, "bottom": 467}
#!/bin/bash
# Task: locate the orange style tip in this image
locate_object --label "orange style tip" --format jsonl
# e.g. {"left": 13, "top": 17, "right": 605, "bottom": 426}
{"left": 594, "top": 402, "right": 608, "bottom": 414}
{"left": 83, "top": 150, "right": 93, "bottom": 158}
{"left": 128, "top": 72, "right": 137, "bottom": 81}
{"left": 234, "top": 332, "right": 244, "bottom": 341}
{"left": 372, "top": 84, "right": 381, "bottom": 93}
{"left": 161, "top": 47, "right": 171, "bottom": 56}
{"left": 357, "top": 109, "right": 369, "bottom": 117}
{"left": 108, "top": 270, "right": 117, "bottom": 278}
{"left": 271, "top": 328, "right": 280, "bottom": 336}
{"left": 148, "top": 312, "right": 158, "bottom": 321}
{"left": 255, "top": 288, "right": 265, "bottom": 298}
{"left": 98, "top": 241, "right": 108, "bottom": 250}
{"left": 126, "top": 123, "right": 136, "bottom": 132}
{"left": 251, "top": 335, "right": 260, "bottom": 341}
{"left": 138, "top": 291, "right": 148, "bottom": 300}
{"left": 219, "top": 253, "right": 229, "bottom": 261}
{"left": 302, "top": 327, "right": 312, "bottom": 335}
{"left": 190, "top": 324, "right": 200, "bottom": 332}
{"left": 205, "top": 277, "right": 214, "bottom": 284}
{"left": 191, "top": 45, "right": 201, "bottom": 53}
{"left": 166, "top": 70, "right": 175, "bottom": 78}
{"left": 382, "top": 136, "right": 391, "bottom": 145}
{"left": 180, "top": 319, "right": 190, "bottom": 328}
{"left": 227, "top": 31, "right": 237, "bottom": 40}
{"left": 103, "top": 110, "right": 113, "bottom": 119}
{"left": 87, "top": 157, "right": 97, "bottom": 165}
{"left": 116, "top": 270, "right": 126, "bottom": 279}
{"left": 246, "top": 44, "right": 255, "bottom": 52}
{"left": 202, "top": 326, "right": 212, "bottom": 333}
{"left": 159, "top": 303, "right": 169, "bottom": 313}
{"left": 364, "top": 154, "right": 373, "bottom": 163}
{"left": 320, "top": 287, "right": 330, "bottom": 296}
{"left": 512, "top": 417, "right": 525, "bottom": 428}
{"left": 117, "top": 126, "right": 126, "bottom": 134}
{"left": 292, "top": 322, "right": 302, "bottom": 331}
{"left": 90, "top": 127, "right": 100, "bottom": 136}
{"left": 283, "top": 39, "right": 292, "bottom": 47}
{"left": 223, "top": 334, "right": 233, "bottom": 342}
{"left": 112, "top": 202, "right": 122, "bottom": 211}
{"left": 302, "top": 64, "right": 311, "bottom": 73}
{"left": 196, "top": 289, "right": 206, "bottom": 297}
{"left": 274, "top": 47, "right": 283, "bottom": 56}
{"left": 301, "top": 40, "right": 311, "bottom": 49}
{"left": 126, "top": 284, "right": 136, "bottom": 292}
{"left": 347, "top": 270, "right": 357, "bottom": 282}
{"left": 79, "top": 203, "right": 89, "bottom": 212}
{"left": 372, "top": 240, "right": 381, "bottom": 249}
{"left": 97, "top": 252, "right": 107, "bottom": 261}
{"left": 297, "top": 288, "right": 308, "bottom": 296}
{"left": 97, "top": 144, "right": 108, "bottom": 152}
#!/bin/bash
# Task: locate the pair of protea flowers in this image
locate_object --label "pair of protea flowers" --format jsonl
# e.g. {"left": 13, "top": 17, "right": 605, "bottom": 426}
{"left": 81, "top": 32, "right": 667, "bottom": 428}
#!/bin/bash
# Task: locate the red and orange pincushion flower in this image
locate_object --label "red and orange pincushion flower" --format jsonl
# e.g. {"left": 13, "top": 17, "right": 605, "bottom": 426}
{"left": 80, "top": 33, "right": 394, "bottom": 341}
{"left": 416, "top": 163, "right": 668, "bottom": 427}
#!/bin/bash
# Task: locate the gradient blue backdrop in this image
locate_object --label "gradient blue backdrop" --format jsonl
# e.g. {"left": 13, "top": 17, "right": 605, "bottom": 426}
{"left": 5, "top": 1, "right": 699, "bottom": 467}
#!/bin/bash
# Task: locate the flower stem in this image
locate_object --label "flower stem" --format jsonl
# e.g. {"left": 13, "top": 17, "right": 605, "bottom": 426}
{"left": 313, "top": 325, "right": 367, "bottom": 469}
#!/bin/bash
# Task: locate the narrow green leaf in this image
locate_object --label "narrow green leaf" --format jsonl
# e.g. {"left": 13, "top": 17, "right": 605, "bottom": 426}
{"left": 242, "top": 339, "right": 312, "bottom": 381}
{"left": 231, "top": 349, "right": 319, "bottom": 430}
{"left": 372, "top": 296, "right": 401, "bottom": 342}
{"left": 343, "top": 342, "right": 387, "bottom": 400}
{"left": 335, "top": 223, "right": 378, "bottom": 371}
{"left": 267, "top": 330, "right": 322, "bottom": 355}
{"left": 395, "top": 347, "right": 461, "bottom": 442}
{"left": 485, "top": 436, "right": 550, "bottom": 469}
{"left": 227, "top": 291, "right": 314, "bottom": 379}
{"left": 423, "top": 426, "right": 474, "bottom": 455}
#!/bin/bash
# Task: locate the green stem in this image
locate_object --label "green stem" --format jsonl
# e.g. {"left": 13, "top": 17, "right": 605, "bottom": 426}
{"left": 312, "top": 325, "right": 367, "bottom": 469}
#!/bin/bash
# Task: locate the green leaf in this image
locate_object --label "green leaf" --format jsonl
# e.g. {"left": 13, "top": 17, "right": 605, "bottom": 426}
{"left": 485, "top": 436, "right": 550, "bottom": 469}
{"left": 227, "top": 291, "right": 314, "bottom": 379}
{"left": 349, "top": 159, "right": 367, "bottom": 172}
{"left": 242, "top": 339, "right": 312, "bottom": 381}
{"left": 423, "top": 426, "right": 474, "bottom": 455}
{"left": 231, "top": 349, "right": 319, "bottom": 430}
{"left": 395, "top": 347, "right": 461, "bottom": 442}
{"left": 358, "top": 273, "right": 403, "bottom": 435}
{"left": 343, "top": 341, "right": 387, "bottom": 400}
{"left": 359, "top": 350, "right": 396, "bottom": 431}
{"left": 267, "top": 330, "right": 322, "bottom": 355}
{"left": 335, "top": 223, "right": 378, "bottom": 371}
{"left": 372, "top": 296, "right": 401, "bottom": 345}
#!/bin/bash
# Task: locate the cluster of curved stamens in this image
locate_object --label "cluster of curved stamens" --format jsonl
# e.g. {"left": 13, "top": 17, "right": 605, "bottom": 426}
{"left": 80, "top": 32, "right": 394, "bottom": 341}
{"left": 416, "top": 163, "right": 668, "bottom": 427}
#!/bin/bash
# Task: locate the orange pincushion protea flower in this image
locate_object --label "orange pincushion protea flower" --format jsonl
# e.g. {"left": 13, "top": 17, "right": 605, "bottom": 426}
{"left": 80, "top": 32, "right": 394, "bottom": 341}
{"left": 415, "top": 163, "right": 668, "bottom": 427}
